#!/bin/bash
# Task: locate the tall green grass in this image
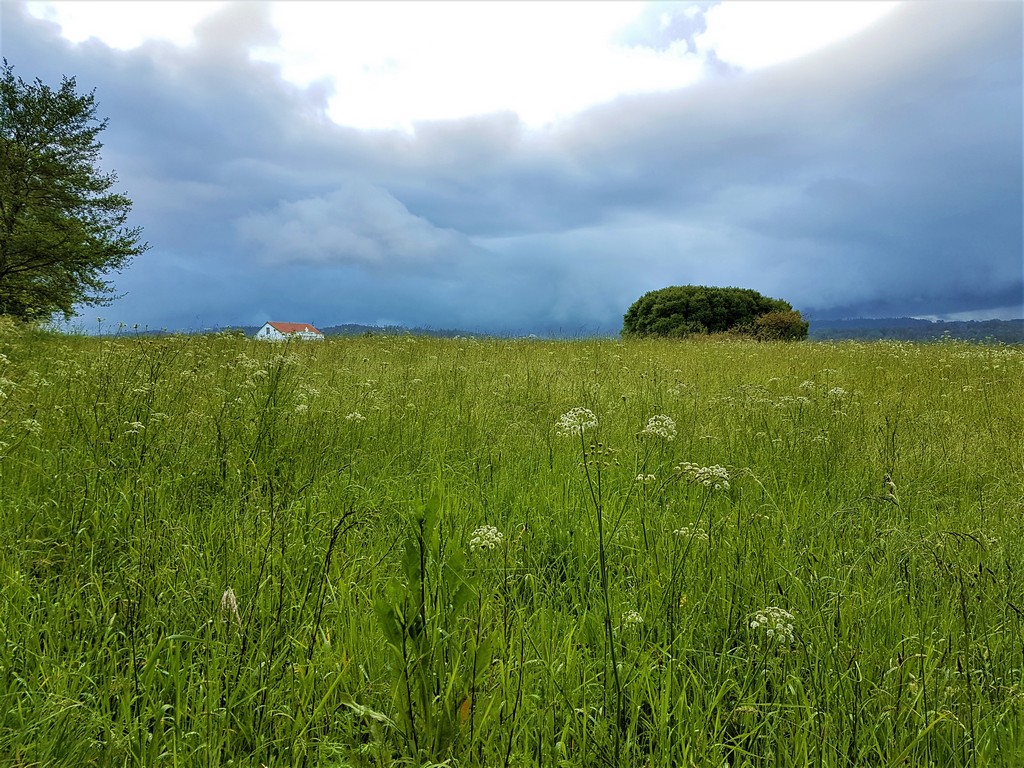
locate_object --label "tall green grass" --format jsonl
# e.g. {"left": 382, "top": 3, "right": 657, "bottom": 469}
{"left": 0, "top": 322, "right": 1021, "bottom": 766}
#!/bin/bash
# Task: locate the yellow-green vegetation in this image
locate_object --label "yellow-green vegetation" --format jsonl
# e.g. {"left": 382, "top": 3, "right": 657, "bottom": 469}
{"left": 1, "top": 322, "right": 1022, "bottom": 767}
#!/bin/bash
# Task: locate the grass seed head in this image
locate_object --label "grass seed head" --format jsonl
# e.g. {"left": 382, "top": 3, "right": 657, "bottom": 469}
{"left": 220, "top": 587, "right": 242, "bottom": 626}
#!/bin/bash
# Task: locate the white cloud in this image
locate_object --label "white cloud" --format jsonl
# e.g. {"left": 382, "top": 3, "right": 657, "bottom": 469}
{"left": 26, "top": 0, "right": 902, "bottom": 131}
{"left": 251, "top": 1, "right": 704, "bottom": 131}
{"left": 697, "top": 1, "right": 900, "bottom": 71}
{"left": 24, "top": 0, "right": 227, "bottom": 48}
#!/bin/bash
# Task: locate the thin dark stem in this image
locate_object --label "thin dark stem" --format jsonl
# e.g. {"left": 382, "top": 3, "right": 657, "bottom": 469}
{"left": 578, "top": 430, "right": 624, "bottom": 763}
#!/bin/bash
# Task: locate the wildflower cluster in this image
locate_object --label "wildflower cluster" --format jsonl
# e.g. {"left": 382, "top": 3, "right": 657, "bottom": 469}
{"left": 975, "top": 531, "right": 1000, "bottom": 548}
{"left": 468, "top": 525, "right": 504, "bottom": 553}
{"left": 641, "top": 414, "right": 677, "bottom": 441}
{"left": 345, "top": 411, "right": 367, "bottom": 423}
{"left": 635, "top": 473, "right": 657, "bottom": 484}
{"left": 675, "top": 462, "right": 730, "bottom": 491}
{"left": 622, "top": 610, "right": 644, "bottom": 628}
{"left": 673, "top": 526, "right": 710, "bottom": 543}
{"left": 556, "top": 407, "right": 598, "bottom": 437}
{"left": 774, "top": 395, "right": 811, "bottom": 409}
{"left": 749, "top": 606, "right": 796, "bottom": 645}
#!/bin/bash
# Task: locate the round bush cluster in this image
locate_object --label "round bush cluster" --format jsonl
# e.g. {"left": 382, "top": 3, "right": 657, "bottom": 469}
{"left": 622, "top": 285, "right": 806, "bottom": 339}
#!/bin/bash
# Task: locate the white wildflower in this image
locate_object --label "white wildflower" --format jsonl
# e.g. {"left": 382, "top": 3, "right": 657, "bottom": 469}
{"left": 749, "top": 606, "right": 796, "bottom": 645}
{"left": 641, "top": 414, "right": 677, "bottom": 441}
{"left": 673, "top": 526, "right": 710, "bottom": 543}
{"left": 468, "top": 525, "right": 504, "bottom": 553}
{"left": 675, "top": 462, "right": 730, "bottom": 491}
{"left": 636, "top": 473, "right": 657, "bottom": 484}
{"left": 345, "top": 411, "right": 366, "bottom": 423}
{"left": 827, "top": 387, "right": 847, "bottom": 398}
{"left": 123, "top": 421, "right": 146, "bottom": 434}
{"left": 622, "top": 610, "right": 644, "bottom": 627}
{"left": 21, "top": 418, "right": 42, "bottom": 434}
{"left": 977, "top": 532, "right": 1000, "bottom": 547}
{"left": 555, "top": 407, "right": 598, "bottom": 437}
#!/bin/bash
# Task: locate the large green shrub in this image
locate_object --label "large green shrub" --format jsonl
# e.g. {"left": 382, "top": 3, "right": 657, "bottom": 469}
{"left": 623, "top": 285, "right": 806, "bottom": 339}
{"left": 751, "top": 310, "right": 810, "bottom": 340}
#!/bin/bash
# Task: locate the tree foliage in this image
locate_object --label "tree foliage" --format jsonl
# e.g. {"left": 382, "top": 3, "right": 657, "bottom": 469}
{"left": 0, "top": 60, "right": 147, "bottom": 320}
{"left": 622, "top": 285, "right": 807, "bottom": 340}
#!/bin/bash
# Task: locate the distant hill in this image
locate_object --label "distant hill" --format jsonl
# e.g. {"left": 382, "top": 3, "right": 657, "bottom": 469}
{"left": 318, "top": 323, "right": 483, "bottom": 338}
{"left": 176, "top": 323, "right": 486, "bottom": 339}
{"left": 112, "top": 317, "right": 1023, "bottom": 344}
{"left": 809, "top": 317, "right": 1023, "bottom": 343}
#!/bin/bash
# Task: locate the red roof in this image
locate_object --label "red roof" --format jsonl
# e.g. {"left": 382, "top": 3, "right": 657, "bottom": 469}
{"left": 267, "top": 321, "right": 322, "bottom": 335}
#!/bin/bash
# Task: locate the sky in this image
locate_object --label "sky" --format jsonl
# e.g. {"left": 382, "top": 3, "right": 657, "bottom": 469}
{"left": 4, "top": 0, "right": 1023, "bottom": 334}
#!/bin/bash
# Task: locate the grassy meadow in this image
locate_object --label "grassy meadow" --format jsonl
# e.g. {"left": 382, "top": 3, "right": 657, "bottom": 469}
{"left": 0, "top": 322, "right": 1022, "bottom": 767}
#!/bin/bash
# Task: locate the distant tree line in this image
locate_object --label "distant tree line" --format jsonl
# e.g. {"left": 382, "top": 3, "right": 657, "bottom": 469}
{"left": 809, "top": 318, "right": 1023, "bottom": 344}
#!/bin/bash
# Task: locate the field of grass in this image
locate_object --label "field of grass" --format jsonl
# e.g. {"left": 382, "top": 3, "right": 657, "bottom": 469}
{"left": 1, "top": 322, "right": 1022, "bottom": 767}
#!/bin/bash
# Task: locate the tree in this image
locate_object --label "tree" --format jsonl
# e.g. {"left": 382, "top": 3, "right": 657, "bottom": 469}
{"left": 622, "top": 285, "right": 807, "bottom": 340}
{"left": 0, "top": 60, "right": 147, "bottom": 321}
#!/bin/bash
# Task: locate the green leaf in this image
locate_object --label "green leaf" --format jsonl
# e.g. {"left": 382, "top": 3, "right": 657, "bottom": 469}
{"left": 336, "top": 694, "right": 396, "bottom": 728}
{"left": 402, "top": 534, "right": 422, "bottom": 585}
{"left": 374, "top": 599, "right": 403, "bottom": 650}
{"left": 474, "top": 633, "right": 493, "bottom": 678}
{"left": 422, "top": 493, "right": 441, "bottom": 532}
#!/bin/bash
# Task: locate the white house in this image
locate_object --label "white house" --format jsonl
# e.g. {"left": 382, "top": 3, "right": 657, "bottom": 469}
{"left": 254, "top": 321, "right": 325, "bottom": 341}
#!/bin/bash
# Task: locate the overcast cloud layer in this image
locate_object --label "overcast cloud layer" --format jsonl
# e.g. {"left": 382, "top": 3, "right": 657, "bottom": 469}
{"left": 4, "top": 1, "right": 1022, "bottom": 334}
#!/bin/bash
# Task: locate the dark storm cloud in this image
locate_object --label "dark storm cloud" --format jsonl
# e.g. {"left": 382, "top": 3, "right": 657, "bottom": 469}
{"left": 4, "top": 0, "right": 1020, "bottom": 333}
{"left": 236, "top": 183, "right": 481, "bottom": 270}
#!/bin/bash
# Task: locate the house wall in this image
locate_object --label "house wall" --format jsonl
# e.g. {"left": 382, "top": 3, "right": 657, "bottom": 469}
{"left": 256, "top": 324, "right": 286, "bottom": 341}
{"left": 254, "top": 324, "right": 324, "bottom": 341}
